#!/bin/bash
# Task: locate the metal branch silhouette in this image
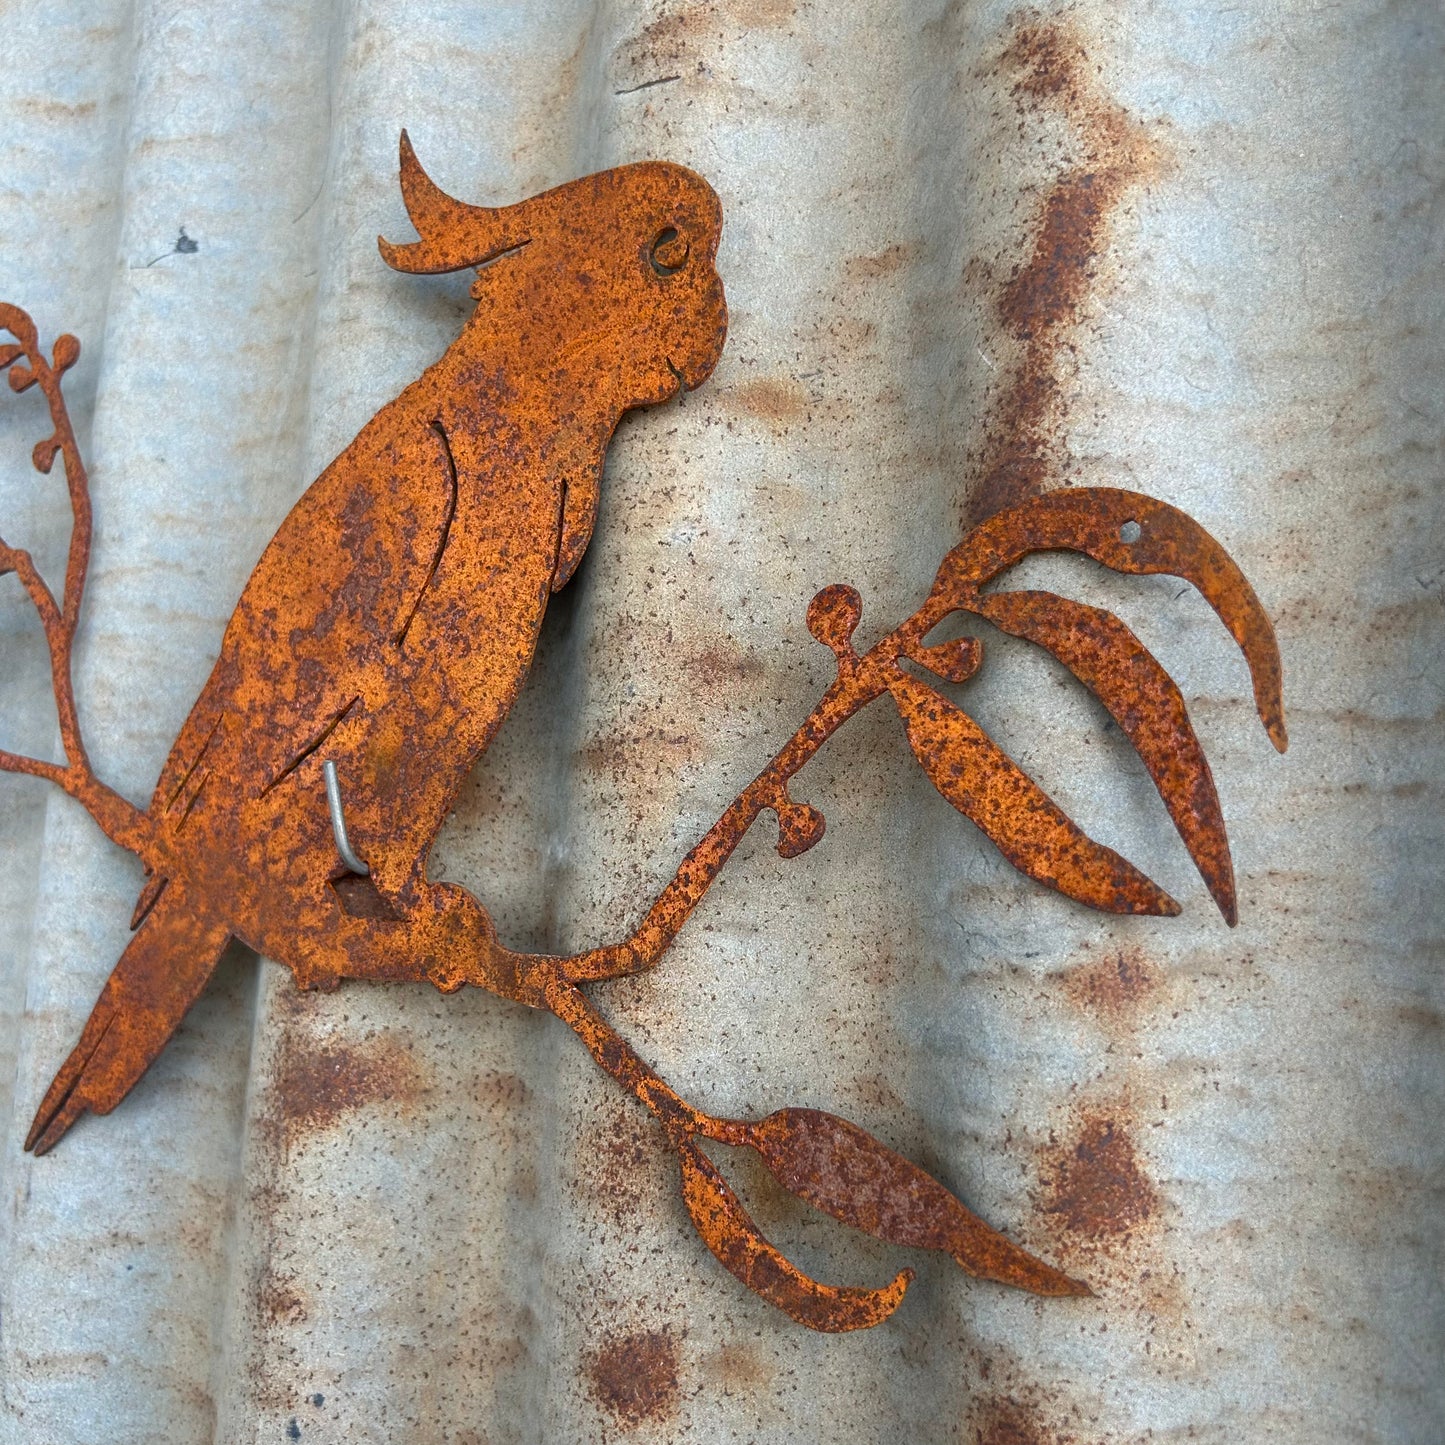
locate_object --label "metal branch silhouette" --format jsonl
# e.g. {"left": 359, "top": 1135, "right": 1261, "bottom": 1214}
{"left": 0, "top": 136, "right": 1284, "bottom": 1332}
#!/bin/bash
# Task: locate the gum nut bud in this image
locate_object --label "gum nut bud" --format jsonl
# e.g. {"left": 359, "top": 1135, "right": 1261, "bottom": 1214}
{"left": 776, "top": 801, "right": 826, "bottom": 858}
{"left": 806, "top": 584, "right": 863, "bottom": 649}
{"left": 52, "top": 334, "right": 81, "bottom": 372}
{"left": 32, "top": 437, "right": 60, "bottom": 474}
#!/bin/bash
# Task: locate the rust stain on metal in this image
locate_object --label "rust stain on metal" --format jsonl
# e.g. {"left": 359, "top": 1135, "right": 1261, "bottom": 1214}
{"left": 1038, "top": 1110, "right": 1158, "bottom": 1244}
{"left": 1057, "top": 945, "right": 1164, "bottom": 1030}
{"left": 4, "top": 129, "right": 1283, "bottom": 1332}
{"left": 618, "top": 0, "right": 794, "bottom": 84}
{"left": 589, "top": 1099, "right": 667, "bottom": 1227}
{"left": 475, "top": 1067, "right": 531, "bottom": 1112}
{"left": 943, "top": 1335, "right": 1105, "bottom": 1443}
{"left": 969, "top": 13, "right": 1168, "bottom": 523}
{"left": 585, "top": 1328, "right": 681, "bottom": 1427}
{"left": 257, "top": 1269, "right": 307, "bottom": 1329}
{"left": 1027, "top": 1094, "right": 1193, "bottom": 1338}
{"left": 844, "top": 241, "right": 918, "bottom": 283}
{"left": 970, "top": 1397, "right": 1059, "bottom": 1445}
{"left": 730, "top": 375, "right": 810, "bottom": 430}
{"left": 729, "top": 0, "right": 797, "bottom": 28}
{"left": 685, "top": 638, "right": 765, "bottom": 691}
{"left": 267, "top": 1031, "right": 425, "bottom": 1147}
{"left": 700, "top": 1340, "right": 774, "bottom": 1389}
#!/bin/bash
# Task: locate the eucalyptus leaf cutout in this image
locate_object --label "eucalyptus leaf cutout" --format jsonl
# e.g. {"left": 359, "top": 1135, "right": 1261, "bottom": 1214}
{"left": 931, "top": 487, "right": 1286, "bottom": 752}
{"left": 677, "top": 1137, "right": 913, "bottom": 1332}
{"left": 973, "top": 589, "right": 1237, "bottom": 922}
{"left": 888, "top": 671, "right": 1178, "bottom": 915}
{"left": 746, "top": 1107, "right": 1088, "bottom": 1296}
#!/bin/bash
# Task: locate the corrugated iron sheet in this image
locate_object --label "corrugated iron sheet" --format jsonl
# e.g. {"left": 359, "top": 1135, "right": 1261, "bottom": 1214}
{"left": 2, "top": 1, "right": 1441, "bottom": 1440}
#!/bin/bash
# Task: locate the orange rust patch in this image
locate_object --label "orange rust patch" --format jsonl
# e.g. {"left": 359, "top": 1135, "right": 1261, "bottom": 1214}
{"left": 1026, "top": 1098, "right": 1192, "bottom": 1333}
{"left": 970, "top": 1396, "right": 1058, "bottom": 1445}
{"left": 700, "top": 1340, "right": 773, "bottom": 1389}
{"left": 1038, "top": 1109, "right": 1158, "bottom": 1245}
{"left": 585, "top": 1328, "right": 681, "bottom": 1427}
{"left": 731, "top": 376, "right": 809, "bottom": 428}
{"left": 1056, "top": 945, "right": 1163, "bottom": 1028}
{"left": 619, "top": 0, "right": 794, "bottom": 74}
{"left": 269, "top": 1030, "right": 425, "bottom": 1146}
{"left": 686, "top": 639, "right": 764, "bottom": 691}
{"left": 728, "top": 0, "right": 796, "bottom": 26}
{"left": 620, "top": 8, "right": 717, "bottom": 74}
{"left": 256, "top": 1266, "right": 307, "bottom": 1328}
{"left": 588, "top": 1100, "right": 666, "bottom": 1226}
{"left": 967, "top": 14, "right": 1168, "bottom": 523}
{"left": 845, "top": 241, "right": 917, "bottom": 282}
{"left": 476, "top": 1068, "right": 530, "bottom": 1111}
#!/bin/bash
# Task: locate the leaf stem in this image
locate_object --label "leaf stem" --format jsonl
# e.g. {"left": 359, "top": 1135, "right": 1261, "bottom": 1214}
{"left": 539, "top": 972, "right": 749, "bottom": 1147}
{"left": 561, "top": 591, "right": 944, "bottom": 984}
{"left": 0, "top": 304, "right": 165, "bottom": 872}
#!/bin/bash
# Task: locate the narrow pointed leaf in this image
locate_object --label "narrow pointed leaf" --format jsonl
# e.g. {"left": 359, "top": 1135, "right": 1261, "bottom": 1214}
{"left": 976, "top": 589, "right": 1236, "bottom": 924}
{"left": 931, "top": 488, "right": 1286, "bottom": 752}
{"left": 748, "top": 1108, "right": 1089, "bottom": 1297}
{"left": 890, "top": 672, "right": 1179, "bottom": 916}
{"left": 677, "top": 1138, "right": 912, "bottom": 1332}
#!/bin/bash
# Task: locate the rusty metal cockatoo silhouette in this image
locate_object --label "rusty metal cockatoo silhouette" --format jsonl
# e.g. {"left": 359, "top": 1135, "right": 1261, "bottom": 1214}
{"left": 0, "top": 134, "right": 1284, "bottom": 1332}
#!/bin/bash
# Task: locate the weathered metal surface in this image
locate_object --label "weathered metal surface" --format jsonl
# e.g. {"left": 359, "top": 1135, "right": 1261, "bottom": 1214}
{"left": 1, "top": 0, "right": 1441, "bottom": 1441}
{"left": 8, "top": 185, "right": 1282, "bottom": 1320}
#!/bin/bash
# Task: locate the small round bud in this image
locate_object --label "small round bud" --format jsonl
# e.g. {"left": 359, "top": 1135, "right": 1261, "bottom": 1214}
{"left": 775, "top": 800, "right": 826, "bottom": 859}
{"left": 806, "top": 584, "right": 862, "bottom": 654}
{"left": 52, "top": 334, "right": 81, "bottom": 373}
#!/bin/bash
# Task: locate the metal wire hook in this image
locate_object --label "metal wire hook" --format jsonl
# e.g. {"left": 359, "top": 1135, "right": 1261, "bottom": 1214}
{"left": 323, "top": 759, "right": 370, "bottom": 875}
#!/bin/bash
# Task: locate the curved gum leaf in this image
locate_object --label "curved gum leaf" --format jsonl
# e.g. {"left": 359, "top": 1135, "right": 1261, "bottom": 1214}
{"left": 748, "top": 1108, "right": 1089, "bottom": 1297}
{"left": 677, "top": 1137, "right": 912, "bottom": 1332}
{"left": 890, "top": 672, "right": 1179, "bottom": 916}
{"left": 976, "top": 589, "right": 1237, "bottom": 925}
{"left": 931, "top": 488, "right": 1286, "bottom": 752}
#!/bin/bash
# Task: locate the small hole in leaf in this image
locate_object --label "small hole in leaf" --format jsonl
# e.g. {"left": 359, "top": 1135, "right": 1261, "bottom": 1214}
{"left": 1119, "top": 520, "right": 1142, "bottom": 544}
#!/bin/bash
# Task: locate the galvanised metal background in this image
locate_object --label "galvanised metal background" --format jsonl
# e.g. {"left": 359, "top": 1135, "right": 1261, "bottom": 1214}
{"left": 1, "top": 1, "right": 1440, "bottom": 1440}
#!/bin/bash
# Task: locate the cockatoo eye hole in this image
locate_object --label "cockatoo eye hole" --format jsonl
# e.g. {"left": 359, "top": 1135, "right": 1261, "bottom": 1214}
{"left": 649, "top": 226, "right": 689, "bottom": 277}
